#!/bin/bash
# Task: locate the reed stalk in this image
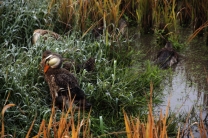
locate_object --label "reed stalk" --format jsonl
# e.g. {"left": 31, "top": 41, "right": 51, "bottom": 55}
{"left": 136, "top": 0, "right": 153, "bottom": 34}
{"left": 1, "top": 104, "right": 15, "bottom": 137}
{"left": 123, "top": 82, "right": 171, "bottom": 138}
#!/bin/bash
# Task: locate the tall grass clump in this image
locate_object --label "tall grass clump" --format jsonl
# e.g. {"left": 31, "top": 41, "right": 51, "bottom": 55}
{"left": 136, "top": 0, "right": 153, "bottom": 34}
{"left": 0, "top": 31, "right": 165, "bottom": 137}
{"left": 0, "top": 43, "right": 51, "bottom": 137}
{"left": 47, "top": 0, "right": 127, "bottom": 40}
{"left": 0, "top": 13, "right": 165, "bottom": 138}
{"left": 123, "top": 83, "right": 173, "bottom": 138}
{"left": 30, "top": 100, "right": 91, "bottom": 138}
{"left": 0, "top": 0, "right": 165, "bottom": 134}
{"left": 178, "top": 0, "right": 192, "bottom": 27}
{"left": 52, "top": 34, "right": 166, "bottom": 135}
{"left": 151, "top": 0, "right": 179, "bottom": 46}
{"left": 123, "top": 84, "right": 208, "bottom": 138}
{"left": 0, "top": 0, "right": 52, "bottom": 46}
{"left": 178, "top": 0, "right": 208, "bottom": 44}
{"left": 3, "top": 0, "right": 207, "bottom": 137}
{"left": 48, "top": 0, "right": 78, "bottom": 32}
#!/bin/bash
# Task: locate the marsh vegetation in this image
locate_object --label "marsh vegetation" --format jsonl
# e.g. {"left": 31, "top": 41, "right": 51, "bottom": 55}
{"left": 0, "top": 0, "right": 208, "bottom": 137}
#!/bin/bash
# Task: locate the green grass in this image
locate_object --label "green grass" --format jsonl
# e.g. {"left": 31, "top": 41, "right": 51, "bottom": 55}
{"left": 0, "top": 1, "right": 165, "bottom": 137}
{"left": 2, "top": 0, "right": 207, "bottom": 137}
{"left": 0, "top": 40, "right": 164, "bottom": 137}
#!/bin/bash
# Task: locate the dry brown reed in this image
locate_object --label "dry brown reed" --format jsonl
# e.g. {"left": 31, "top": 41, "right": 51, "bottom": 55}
{"left": 177, "top": 0, "right": 192, "bottom": 27}
{"left": 48, "top": 0, "right": 124, "bottom": 35}
{"left": 47, "top": 0, "right": 208, "bottom": 44}
{"left": 123, "top": 82, "right": 170, "bottom": 138}
{"left": 123, "top": 82, "right": 208, "bottom": 138}
{"left": 191, "top": 0, "right": 208, "bottom": 35}
{"left": 187, "top": 21, "right": 208, "bottom": 43}
{"left": 1, "top": 87, "right": 208, "bottom": 137}
{"left": 30, "top": 100, "right": 91, "bottom": 138}
{"left": 1, "top": 104, "right": 15, "bottom": 137}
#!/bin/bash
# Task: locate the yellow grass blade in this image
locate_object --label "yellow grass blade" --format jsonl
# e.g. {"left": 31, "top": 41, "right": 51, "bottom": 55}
{"left": 187, "top": 21, "right": 208, "bottom": 43}
{"left": 32, "top": 120, "right": 45, "bottom": 138}
{"left": 26, "top": 115, "right": 37, "bottom": 138}
{"left": 199, "top": 112, "right": 207, "bottom": 137}
{"left": 4, "top": 91, "right": 10, "bottom": 106}
{"left": 123, "top": 109, "right": 132, "bottom": 138}
{"left": 1, "top": 104, "right": 15, "bottom": 137}
{"left": 130, "top": 116, "right": 140, "bottom": 137}
{"left": 177, "top": 126, "right": 180, "bottom": 138}
{"left": 146, "top": 104, "right": 154, "bottom": 138}
{"left": 83, "top": 108, "right": 92, "bottom": 137}
{"left": 47, "top": 103, "right": 55, "bottom": 137}
{"left": 189, "top": 129, "right": 194, "bottom": 138}
{"left": 147, "top": 82, "right": 154, "bottom": 138}
{"left": 161, "top": 98, "right": 170, "bottom": 138}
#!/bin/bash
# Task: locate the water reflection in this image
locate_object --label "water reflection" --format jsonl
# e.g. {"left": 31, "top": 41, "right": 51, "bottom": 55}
{"left": 138, "top": 30, "right": 208, "bottom": 115}
{"left": 138, "top": 32, "right": 208, "bottom": 136}
{"left": 166, "top": 38, "right": 208, "bottom": 114}
{"left": 160, "top": 59, "right": 205, "bottom": 114}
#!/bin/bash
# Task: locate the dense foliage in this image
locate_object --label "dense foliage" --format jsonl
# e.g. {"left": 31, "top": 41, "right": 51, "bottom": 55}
{"left": 1, "top": 0, "right": 207, "bottom": 137}
{"left": 0, "top": 1, "right": 166, "bottom": 137}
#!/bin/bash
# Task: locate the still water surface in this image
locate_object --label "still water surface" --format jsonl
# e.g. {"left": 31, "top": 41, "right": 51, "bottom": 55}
{"left": 137, "top": 28, "right": 208, "bottom": 118}
{"left": 136, "top": 29, "right": 208, "bottom": 137}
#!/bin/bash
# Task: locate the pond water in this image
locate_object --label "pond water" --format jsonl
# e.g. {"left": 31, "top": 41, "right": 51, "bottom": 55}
{"left": 136, "top": 28, "right": 208, "bottom": 136}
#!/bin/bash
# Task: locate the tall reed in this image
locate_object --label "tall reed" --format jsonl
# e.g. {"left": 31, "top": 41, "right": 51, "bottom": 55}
{"left": 123, "top": 83, "right": 208, "bottom": 138}
{"left": 187, "top": 21, "right": 208, "bottom": 43}
{"left": 123, "top": 83, "right": 171, "bottom": 137}
{"left": 178, "top": 0, "right": 192, "bottom": 27}
{"left": 151, "top": 0, "right": 179, "bottom": 46}
{"left": 48, "top": 0, "right": 124, "bottom": 36}
{"left": 136, "top": 0, "right": 153, "bottom": 34}
{"left": 27, "top": 100, "right": 91, "bottom": 138}
{"left": 1, "top": 104, "right": 15, "bottom": 137}
{"left": 191, "top": 0, "right": 208, "bottom": 36}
